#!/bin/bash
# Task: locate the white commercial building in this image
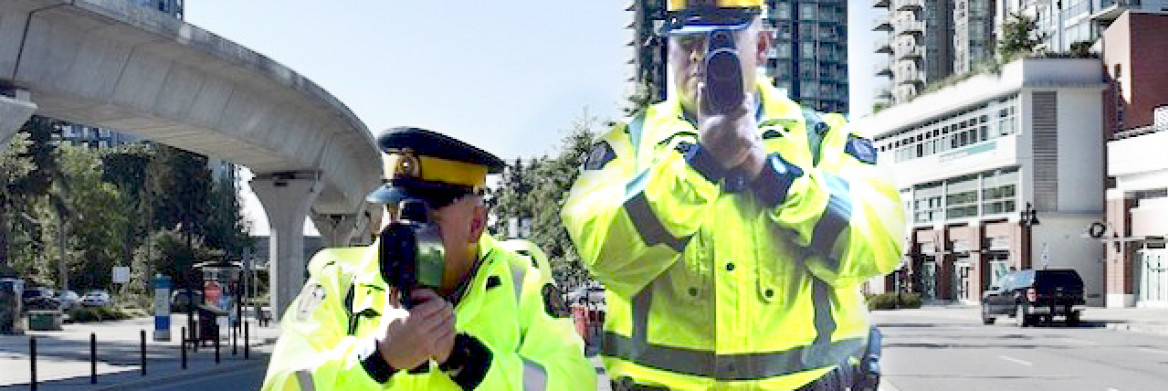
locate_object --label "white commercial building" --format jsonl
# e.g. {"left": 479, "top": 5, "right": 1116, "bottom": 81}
{"left": 854, "top": 58, "right": 1108, "bottom": 305}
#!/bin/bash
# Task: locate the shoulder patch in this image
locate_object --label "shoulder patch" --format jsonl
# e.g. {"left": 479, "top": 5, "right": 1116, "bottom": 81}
{"left": 541, "top": 283, "right": 570, "bottom": 318}
{"left": 844, "top": 135, "right": 878, "bottom": 165}
{"left": 583, "top": 141, "right": 616, "bottom": 171}
{"left": 295, "top": 283, "right": 327, "bottom": 322}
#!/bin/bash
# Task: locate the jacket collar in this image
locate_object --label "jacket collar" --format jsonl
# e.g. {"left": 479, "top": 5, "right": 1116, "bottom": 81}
{"left": 647, "top": 78, "right": 805, "bottom": 145}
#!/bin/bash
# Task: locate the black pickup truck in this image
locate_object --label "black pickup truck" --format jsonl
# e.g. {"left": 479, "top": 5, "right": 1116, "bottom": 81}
{"left": 981, "top": 269, "right": 1086, "bottom": 327}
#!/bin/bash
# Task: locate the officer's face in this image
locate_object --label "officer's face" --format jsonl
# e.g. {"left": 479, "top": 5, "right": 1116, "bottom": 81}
{"left": 668, "top": 17, "right": 770, "bottom": 114}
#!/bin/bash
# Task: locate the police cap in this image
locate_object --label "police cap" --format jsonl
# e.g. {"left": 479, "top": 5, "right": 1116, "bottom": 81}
{"left": 365, "top": 127, "right": 504, "bottom": 209}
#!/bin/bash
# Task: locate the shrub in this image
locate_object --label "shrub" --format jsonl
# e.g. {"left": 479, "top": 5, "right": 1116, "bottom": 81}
{"left": 866, "top": 292, "right": 922, "bottom": 310}
{"left": 66, "top": 306, "right": 142, "bottom": 322}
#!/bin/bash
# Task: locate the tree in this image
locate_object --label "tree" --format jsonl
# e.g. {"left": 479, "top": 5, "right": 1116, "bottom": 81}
{"left": 490, "top": 110, "right": 603, "bottom": 290}
{"left": 998, "top": 12, "right": 1046, "bottom": 61}
{"left": 0, "top": 116, "right": 59, "bottom": 271}
{"left": 204, "top": 170, "right": 254, "bottom": 259}
{"left": 0, "top": 132, "right": 34, "bottom": 277}
{"left": 488, "top": 157, "right": 540, "bottom": 237}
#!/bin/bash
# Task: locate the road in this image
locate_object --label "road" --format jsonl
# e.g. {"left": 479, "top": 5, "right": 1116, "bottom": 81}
{"left": 874, "top": 307, "right": 1168, "bottom": 391}
{"left": 133, "top": 362, "right": 265, "bottom": 391}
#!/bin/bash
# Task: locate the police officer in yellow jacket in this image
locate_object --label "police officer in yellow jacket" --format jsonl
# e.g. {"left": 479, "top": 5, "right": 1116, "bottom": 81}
{"left": 560, "top": 1, "right": 905, "bottom": 389}
{"left": 262, "top": 127, "right": 597, "bottom": 390}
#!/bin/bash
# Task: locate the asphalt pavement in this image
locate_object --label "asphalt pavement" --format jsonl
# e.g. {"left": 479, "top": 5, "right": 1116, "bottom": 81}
{"left": 0, "top": 312, "right": 279, "bottom": 390}
{"left": 4, "top": 305, "right": 1166, "bottom": 390}
{"left": 873, "top": 306, "right": 1168, "bottom": 391}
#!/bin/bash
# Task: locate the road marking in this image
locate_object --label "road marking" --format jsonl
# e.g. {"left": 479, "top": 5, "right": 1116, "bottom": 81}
{"left": 1138, "top": 347, "right": 1168, "bottom": 355}
{"left": 1106, "top": 388, "right": 1120, "bottom": 391}
{"left": 998, "top": 355, "right": 1034, "bottom": 366}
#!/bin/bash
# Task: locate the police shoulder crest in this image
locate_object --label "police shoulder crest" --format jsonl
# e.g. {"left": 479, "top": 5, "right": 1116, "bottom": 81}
{"left": 583, "top": 141, "right": 616, "bottom": 171}
{"left": 844, "top": 135, "right": 878, "bottom": 165}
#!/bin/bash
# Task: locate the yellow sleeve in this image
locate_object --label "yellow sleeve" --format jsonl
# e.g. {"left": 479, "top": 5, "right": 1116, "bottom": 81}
{"left": 260, "top": 249, "right": 397, "bottom": 390}
{"left": 560, "top": 118, "right": 719, "bottom": 297}
{"left": 752, "top": 114, "right": 906, "bottom": 287}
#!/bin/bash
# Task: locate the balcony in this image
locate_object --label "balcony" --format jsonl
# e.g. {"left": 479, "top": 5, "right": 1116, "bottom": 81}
{"left": 874, "top": 61, "right": 893, "bottom": 77}
{"left": 895, "top": 0, "right": 924, "bottom": 11}
{"left": 897, "top": 71, "right": 925, "bottom": 85}
{"left": 896, "top": 20, "right": 925, "bottom": 35}
{"left": 873, "top": 0, "right": 890, "bottom": 8}
{"left": 874, "top": 37, "right": 892, "bottom": 53}
{"left": 896, "top": 45, "right": 923, "bottom": 60}
{"left": 873, "top": 15, "right": 892, "bottom": 32}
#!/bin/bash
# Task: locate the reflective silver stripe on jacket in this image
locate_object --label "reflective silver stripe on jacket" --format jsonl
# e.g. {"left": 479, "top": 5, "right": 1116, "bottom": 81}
{"left": 296, "top": 369, "right": 316, "bottom": 391}
{"left": 809, "top": 173, "right": 852, "bottom": 270}
{"left": 522, "top": 359, "right": 549, "bottom": 391}
{"left": 600, "top": 277, "right": 864, "bottom": 380}
{"left": 623, "top": 170, "right": 691, "bottom": 253}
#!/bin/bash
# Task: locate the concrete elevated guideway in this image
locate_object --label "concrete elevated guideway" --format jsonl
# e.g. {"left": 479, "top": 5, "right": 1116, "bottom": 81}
{"left": 0, "top": 0, "right": 384, "bottom": 315}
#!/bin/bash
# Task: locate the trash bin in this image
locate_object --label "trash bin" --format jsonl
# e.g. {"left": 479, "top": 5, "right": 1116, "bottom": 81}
{"left": 196, "top": 304, "right": 227, "bottom": 346}
{"left": 0, "top": 278, "right": 23, "bottom": 335}
{"left": 27, "top": 310, "right": 63, "bottom": 331}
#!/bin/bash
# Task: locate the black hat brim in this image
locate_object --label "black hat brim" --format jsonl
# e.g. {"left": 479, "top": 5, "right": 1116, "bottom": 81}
{"left": 365, "top": 179, "right": 472, "bottom": 209}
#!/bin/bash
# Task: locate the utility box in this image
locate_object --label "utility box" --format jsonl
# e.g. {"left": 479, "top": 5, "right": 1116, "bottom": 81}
{"left": 27, "top": 310, "right": 63, "bottom": 331}
{"left": 0, "top": 278, "right": 24, "bottom": 335}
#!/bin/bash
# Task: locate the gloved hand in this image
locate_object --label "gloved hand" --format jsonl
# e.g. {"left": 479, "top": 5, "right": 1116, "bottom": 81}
{"left": 697, "top": 85, "right": 767, "bottom": 181}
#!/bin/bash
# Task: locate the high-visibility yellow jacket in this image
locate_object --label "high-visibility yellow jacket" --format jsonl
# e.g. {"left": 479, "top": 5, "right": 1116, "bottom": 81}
{"left": 260, "top": 234, "right": 597, "bottom": 390}
{"left": 561, "top": 81, "right": 905, "bottom": 390}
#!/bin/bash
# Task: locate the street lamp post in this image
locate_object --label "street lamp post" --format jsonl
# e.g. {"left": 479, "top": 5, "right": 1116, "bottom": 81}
{"left": 1020, "top": 202, "right": 1040, "bottom": 269}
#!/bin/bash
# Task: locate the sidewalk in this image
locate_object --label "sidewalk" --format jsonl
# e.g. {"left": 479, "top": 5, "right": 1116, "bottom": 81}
{"left": 0, "top": 312, "right": 281, "bottom": 390}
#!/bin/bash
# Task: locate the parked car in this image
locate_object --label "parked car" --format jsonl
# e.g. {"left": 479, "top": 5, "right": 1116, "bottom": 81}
{"left": 170, "top": 289, "right": 204, "bottom": 313}
{"left": 981, "top": 268, "right": 1085, "bottom": 327}
{"left": 81, "top": 290, "right": 111, "bottom": 307}
{"left": 55, "top": 290, "right": 80, "bottom": 310}
{"left": 21, "top": 286, "right": 54, "bottom": 305}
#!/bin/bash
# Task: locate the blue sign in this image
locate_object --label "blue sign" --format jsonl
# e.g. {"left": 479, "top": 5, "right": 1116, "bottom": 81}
{"left": 153, "top": 274, "right": 171, "bottom": 341}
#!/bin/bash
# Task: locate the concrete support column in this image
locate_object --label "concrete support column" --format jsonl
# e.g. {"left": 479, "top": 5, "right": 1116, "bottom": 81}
{"left": 313, "top": 214, "right": 358, "bottom": 247}
{"left": 0, "top": 90, "right": 37, "bottom": 151}
{"left": 251, "top": 172, "right": 322, "bottom": 318}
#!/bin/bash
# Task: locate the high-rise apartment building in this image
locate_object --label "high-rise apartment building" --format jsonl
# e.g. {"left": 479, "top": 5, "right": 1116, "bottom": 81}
{"left": 997, "top": 0, "right": 1162, "bottom": 54}
{"left": 764, "top": 0, "right": 849, "bottom": 114}
{"left": 874, "top": 0, "right": 958, "bottom": 105}
{"left": 954, "top": 0, "right": 996, "bottom": 74}
{"left": 129, "top": 0, "right": 183, "bottom": 19}
{"left": 625, "top": 0, "right": 668, "bottom": 113}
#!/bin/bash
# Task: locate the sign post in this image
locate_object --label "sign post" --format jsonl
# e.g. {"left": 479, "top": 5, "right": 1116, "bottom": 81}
{"left": 153, "top": 274, "right": 171, "bottom": 341}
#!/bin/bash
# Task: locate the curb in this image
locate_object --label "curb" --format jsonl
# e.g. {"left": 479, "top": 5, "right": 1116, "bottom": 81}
{"left": 1105, "top": 323, "right": 1168, "bottom": 337}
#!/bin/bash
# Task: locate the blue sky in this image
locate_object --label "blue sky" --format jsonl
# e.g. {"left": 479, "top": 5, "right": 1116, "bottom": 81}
{"left": 183, "top": 1, "right": 881, "bottom": 235}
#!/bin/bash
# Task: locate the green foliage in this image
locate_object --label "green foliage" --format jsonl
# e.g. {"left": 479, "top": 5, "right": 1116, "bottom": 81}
{"left": 997, "top": 12, "right": 1046, "bottom": 61}
{"left": 130, "top": 227, "right": 223, "bottom": 291}
{"left": 866, "top": 292, "right": 922, "bottom": 310}
{"left": 66, "top": 305, "right": 144, "bottom": 323}
{"left": 489, "top": 110, "right": 601, "bottom": 290}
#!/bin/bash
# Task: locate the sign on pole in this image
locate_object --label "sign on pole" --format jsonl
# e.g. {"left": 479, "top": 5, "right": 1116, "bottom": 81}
{"left": 112, "top": 266, "right": 130, "bottom": 284}
{"left": 153, "top": 274, "right": 171, "bottom": 341}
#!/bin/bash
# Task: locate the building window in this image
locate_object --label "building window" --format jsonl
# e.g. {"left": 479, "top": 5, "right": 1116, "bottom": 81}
{"left": 946, "top": 175, "right": 980, "bottom": 219}
{"left": 981, "top": 167, "right": 1019, "bottom": 215}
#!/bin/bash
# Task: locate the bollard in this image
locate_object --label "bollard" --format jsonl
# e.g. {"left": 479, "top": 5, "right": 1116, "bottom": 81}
{"left": 232, "top": 321, "right": 238, "bottom": 356}
{"left": 244, "top": 321, "right": 250, "bottom": 360}
{"left": 30, "top": 337, "right": 37, "bottom": 391}
{"left": 140, "top": 330, "right": 147, "bottom": 376}
{"left": 90, "top": 333, "right": 97, "bottom": 384}
{"left": 181, "top": 327, "right": 187, "bottom": 370}
{"left": 215, "top": 331, "right": 220, "bottom": 364}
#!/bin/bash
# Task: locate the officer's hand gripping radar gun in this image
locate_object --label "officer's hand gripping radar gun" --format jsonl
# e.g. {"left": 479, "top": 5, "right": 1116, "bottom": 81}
{"left": 703, "top": 28, "right": 745, "bottom": 115}
{"left": 379, "top": 199, "right": 446, "bottom": 309}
